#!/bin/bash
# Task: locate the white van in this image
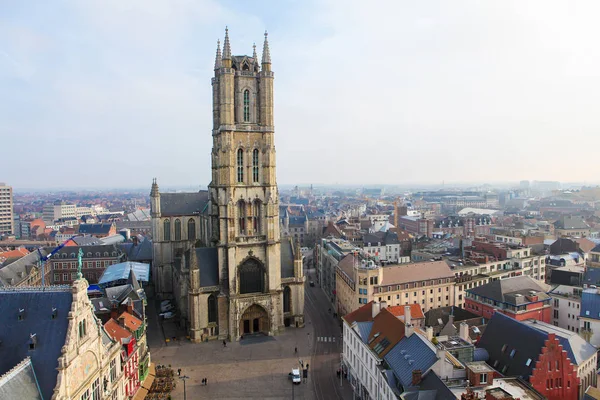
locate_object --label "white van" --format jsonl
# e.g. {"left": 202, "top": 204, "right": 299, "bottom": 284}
{"left": 291, "top": 368, "right": 301, "bottom": 384}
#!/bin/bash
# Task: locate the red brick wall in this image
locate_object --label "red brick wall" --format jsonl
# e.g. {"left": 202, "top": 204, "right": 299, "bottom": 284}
{"left": 465, "top": 299, "right": 551, "bottom": 323}
{"left": 529, "top": 333, "right": 580, "bottom": 400}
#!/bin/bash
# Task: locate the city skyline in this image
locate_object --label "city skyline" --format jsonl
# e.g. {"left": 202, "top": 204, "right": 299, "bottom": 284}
{"left": 3, "top": 0, "right": 600, "bottom": 188}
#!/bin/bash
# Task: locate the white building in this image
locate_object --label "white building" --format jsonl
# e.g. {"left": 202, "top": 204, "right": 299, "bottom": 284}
{"left": 0, "top": 183, "right": 14, "bottom": 236}
{"left": 43, "top": 201, "right": 77, "bottom": 223}
{"left": 549, "top": 285, "right": 582, "bottom": 333}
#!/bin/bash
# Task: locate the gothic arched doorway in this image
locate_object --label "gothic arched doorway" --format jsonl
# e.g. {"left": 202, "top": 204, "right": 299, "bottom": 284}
{"left": 240, "top": 304, "right": 269, "bottom": 336}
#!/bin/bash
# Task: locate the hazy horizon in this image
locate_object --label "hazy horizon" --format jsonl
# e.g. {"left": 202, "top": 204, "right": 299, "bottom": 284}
{"left": 3, "top": 0, "right": 600, "bottom": 189}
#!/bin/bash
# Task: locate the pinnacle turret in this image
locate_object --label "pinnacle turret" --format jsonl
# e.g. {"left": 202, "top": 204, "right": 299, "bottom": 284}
{"left": 214, "top": 39, "right": 222, "bottom": 70}
{"left": 252, "top": 43, "right": 257, "bottom": 60}
{"left": 222, "top": 27, "right": 232, "bottom": 60}
{"left": 150, "top": 178, "right": 159, "bottom": 197}
{"left": 262, "top": 31, "right": 271, "bottom": 65}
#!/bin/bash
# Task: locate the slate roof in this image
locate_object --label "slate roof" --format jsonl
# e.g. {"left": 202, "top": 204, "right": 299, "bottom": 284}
{"left": 581, "top": 288, "right": 600, "bottom": 321}
{"left": 196, "top": 247, "right": 219, "bottom": 287}
{"left": 0, "top": 288, "right": 73, "bottom": 400}
{"left": 280, "top": 239, "right": 295, "bottom": 279}
{"left": 0, "top": 249, "right": 46, "bottom": 287}
{"left": 424, "top": 306, "right": 480, "bottom": 328}
{"left": 521, "top": 319, "right": 596, "bottom": 366}
{"left": 554, "top": 216, "right": 590, "bottom": 230}
{"left": 384, "top": 333, "right": 438, "bottom": 390}
{"left": 72, "top": 236, "right": 101, "bottom": 246}
{"left": 119, "top": 238, "right": 153, "bottom": 261}
{"left": 466, "top": 276, "right": 550, "bottom": 305}
{"left": 366, "top": 308, "right": 405, "bottom": 358}
{"left": 53, "top": 244, "right": 122, "bottom": 259}
{"left": 402, "top": 371, "right": 455, "bottom": 400}
{"left": 78, "top": 223, "right": 114, "bottom": 235}
{"left": 477, "top": 313, "right": 546, "bottom": 378}
{"left": 159, "top": 191, "right": 209, "bottom": 217}
{"left": 0, "top": 357, "right": 43, "bottom": 400}
{"left": 356, "top": 321, "right": 373, "bottom": 343}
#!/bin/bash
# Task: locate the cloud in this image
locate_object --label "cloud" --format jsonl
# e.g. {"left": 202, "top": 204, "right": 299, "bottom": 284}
{"left": 1, "top": 0, "right": 600, "bottom": 189}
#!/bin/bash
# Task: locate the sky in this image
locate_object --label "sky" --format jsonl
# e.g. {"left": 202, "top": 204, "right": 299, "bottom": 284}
{"left": 2, "top": 0, "right": 600, "bottom": 190}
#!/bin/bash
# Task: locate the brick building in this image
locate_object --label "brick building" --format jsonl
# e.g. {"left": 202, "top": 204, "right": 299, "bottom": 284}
{"left": 50, "top": 244, "right": 125, "bottom": 285}
{"left": 465, "top": 276, "right": 551, "bottom": 323}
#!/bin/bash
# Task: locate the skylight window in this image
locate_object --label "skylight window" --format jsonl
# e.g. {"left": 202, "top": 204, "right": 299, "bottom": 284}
{"left": 509, "top": 349, "right": 516, "bottom": 358}
{"left": 526, "top": 358, "right": 532, "bottom": 366}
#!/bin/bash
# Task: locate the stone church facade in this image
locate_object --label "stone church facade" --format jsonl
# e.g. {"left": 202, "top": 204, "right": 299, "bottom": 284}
{"left": 151, "top": 28, "right": 305, "bottom": 342}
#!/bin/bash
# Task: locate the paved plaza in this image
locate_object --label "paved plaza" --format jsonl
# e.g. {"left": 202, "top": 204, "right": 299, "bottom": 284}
{"left": 151, "top": 328, "right": 314, "bottom": 400}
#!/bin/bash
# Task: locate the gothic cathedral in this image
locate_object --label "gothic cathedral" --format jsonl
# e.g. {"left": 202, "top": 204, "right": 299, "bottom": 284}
{"left": 150, "top": 29, "right": 305, "bottom": 342}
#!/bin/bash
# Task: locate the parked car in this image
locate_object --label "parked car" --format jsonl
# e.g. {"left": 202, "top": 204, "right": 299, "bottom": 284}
{"left": 309, "top": 280, "right": 315, "bottom": 287}
{"left": 289, "top": 368, "right": 301, "bottom": 384}
{"left": 160, "top": 311, "right": 175, "bottom": 319}
{"left": 160, "top": 304, "right": 174, "bottom": 313}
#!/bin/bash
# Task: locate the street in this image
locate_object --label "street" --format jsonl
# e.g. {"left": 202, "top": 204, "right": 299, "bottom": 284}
{"left": 304, "top": 264, "right": 354, "bottom": 400}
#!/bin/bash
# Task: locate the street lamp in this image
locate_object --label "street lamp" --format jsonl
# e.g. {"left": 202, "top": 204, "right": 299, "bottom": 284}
{"left": 179, "top": 375, "right": 189, "bottom": 400}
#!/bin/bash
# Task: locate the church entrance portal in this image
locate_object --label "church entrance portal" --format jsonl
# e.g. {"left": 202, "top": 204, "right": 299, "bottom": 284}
{"left": 240, "top": 304, "right": 269, "bottom": 336}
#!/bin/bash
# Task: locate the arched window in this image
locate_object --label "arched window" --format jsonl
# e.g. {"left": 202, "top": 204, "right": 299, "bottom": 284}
{"left": 283, "top": 286, "right": 291, "bottom": 313}
{"left": 252, "top": 200, "right": 261, "bottom": 234}
{"left": 252, "top": 149, "right": 259, "bottom": 183}
{"left": 237, "top": 149, "right": 244, "bottom": 183}
{"left": 174, "top": 219, "right": 181, "bottom": 241}
{"left": 239, "top": 259, "right": 265, "bottom": 294}
{"left": 188, "top": 219, "right": 196, "bottom": 241}
{"left": 163, "top": 219, "right": 171, "bottom": 241}
{"left": 208, "top": 294, "right": 218, "bottom": 323}
{"left": 243, "top": 90, "right": 250, "bottom": 122}
{"left": 238, "top": 201, "right": 246, "bottom": 235}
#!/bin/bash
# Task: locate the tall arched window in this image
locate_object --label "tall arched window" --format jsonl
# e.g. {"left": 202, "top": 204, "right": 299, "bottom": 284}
{"left": 238, "top": 201, "right": 246, "bottom": 235}
{"left": 243, "top": 90, "right": 250, "bottom": 122}
{"left": 237, "top": 149, "right": 244, "bottom": 183}
{"left": 208, "top": 294, "right": 218, "bottom": 323}
{"left": 174, "top": 219, "right": 181, "bottom": 241}
{"left": 252, "top": 149, "right": 259, "bottom": 183}
{"left": 188, "top": 219, "right": 196, "bottom": 241}
{"left": 239, "top": 259, "right": 265, "bottom": 294}
{"left": 163, "top": 220, "right": 171, "bottom": 241}
{"left": 252, "top": 200, "right": 261, "bottom": 234}
{"left": 283, "top": 286, "right": 291, "bottom": 313}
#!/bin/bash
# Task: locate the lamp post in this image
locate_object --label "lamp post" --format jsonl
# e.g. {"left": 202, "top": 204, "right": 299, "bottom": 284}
{"left": 179, "top": 375, "right": 189, "bottom": 400}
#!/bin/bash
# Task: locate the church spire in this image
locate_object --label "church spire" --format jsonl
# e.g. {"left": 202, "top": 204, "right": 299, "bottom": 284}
{"left": 252, "top": 42, "right": 257, "bottom": 60}
{"left": 262, "top": 31, "right": 271, "bottom": 65}
{"left": 222, "top": 27, "right": 232, "bottom": 61}
{"left": 214, "top": 39, "right": 222, "bottom": 70}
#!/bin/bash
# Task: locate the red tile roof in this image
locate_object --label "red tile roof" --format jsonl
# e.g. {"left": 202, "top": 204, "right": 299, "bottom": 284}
{"left": 118, "top": 311, "right": 143, "bottom": 332}
{"left": 342, "top": 301, "right": 374, "bottom": 325}
{"left": 0, "top": 248, "right": 29, "bottom": 263}
{"left": 366, "top": 308, "right": 406, "bottom": 358}
{"left": 386, "top": 304, "right": 425, "bottom": 320}
{"left": 104, "top": 319, "right": 132, "bottom": 342}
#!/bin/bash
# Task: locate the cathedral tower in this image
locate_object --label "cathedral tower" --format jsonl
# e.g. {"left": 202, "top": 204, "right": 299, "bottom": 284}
{"left": 209, "top": 28, "right": 299, "bottom": 341}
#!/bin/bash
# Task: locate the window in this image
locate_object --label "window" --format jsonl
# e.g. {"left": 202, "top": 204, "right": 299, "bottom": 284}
{"left": 163, "top": 219, "right": 171, "bottom": 241}
{"left": 92, "top": 378, "right": 100, "bottom": 400}
{"left": 252, "top": 149, "right": 259, "bottom": 182}
{"left": 525, "top": 358, "right": 532, "bottom": 366}
{"left": 81, "top": 390, "right": 90, "bottom": 400}
{"left": 174, "top": 219, "right": 181, "bottom": 241}
{"left": 252, "top": 201, "right": 261, "bottom": 234}
{"left": 243, "top": 89, "right": 250, "bottom": 122}
{"left": 63, "top": 273, "right": 68, "bottom": 281}
{"left": 501, "top": 344, "right": 507, "bottom": 353}
{"left": 79, "top": 319, "right": 86, "bottom": 338}
{"left": 110, "top": 359, "right": 117, "bottom": 382}
{"left": 480, "top": 373, "right": 487, "bottom": 384}
{"left": 509, "top": 349, "right": 516, "bottom": 358}
{"left": 283, "top": 286, "right": 292, "bottom": 313}
{"left": 237, "top": 148, "right": 244, "bottom": 183}
{"left": 188, "top": 219, "right": 196, "bottom": 241}
{"left": 238, "top": 201, "right": 246, "bottom": 235}
{"left": 208, "top": 294, "right": 218, "bottom": 323}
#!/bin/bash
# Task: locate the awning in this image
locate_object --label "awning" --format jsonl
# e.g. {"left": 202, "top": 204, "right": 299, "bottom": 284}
{"left": 132, "top": 362, "right": 156, "bottom": 400}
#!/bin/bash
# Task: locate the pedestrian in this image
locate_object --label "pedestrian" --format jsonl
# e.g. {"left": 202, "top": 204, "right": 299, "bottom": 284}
{"left": 294, "top": 347, "right": 298, "bottom": 354}
{"left": 222, "top": 340, "right": 227, "bottom": 348}
{"left": 201, "top": 378, "right": 205, "bottom": 385}
{"left": 177, "top": 368, "right": 181, "bottom": 376}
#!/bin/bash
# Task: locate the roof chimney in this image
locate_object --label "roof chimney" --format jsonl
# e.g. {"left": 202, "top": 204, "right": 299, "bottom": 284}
{"left": 404, "top": 305, "right": 412, "bottom": 327}
{"left": 412, "top": 369, "right": 422, "bottom": 386}
{"left": 459, "top": 322, "right": 470, "bottom": 342}
{"left": 425, "top": 326, "right": 434, "bottom": 342}
{"left": 372, "top": 302, "right": 381, "bottom": 319}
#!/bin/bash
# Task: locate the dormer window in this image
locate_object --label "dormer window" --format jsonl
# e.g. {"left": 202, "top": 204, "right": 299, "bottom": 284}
{"left": 28, "top": 333, "right": 37, "bottom": 350}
